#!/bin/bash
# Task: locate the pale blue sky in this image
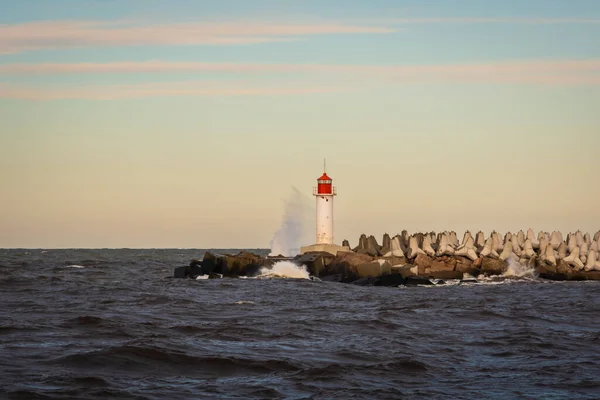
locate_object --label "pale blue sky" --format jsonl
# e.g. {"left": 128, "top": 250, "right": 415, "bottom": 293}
{"left": 1, "top": 0, "right": 599, "bottom": 248}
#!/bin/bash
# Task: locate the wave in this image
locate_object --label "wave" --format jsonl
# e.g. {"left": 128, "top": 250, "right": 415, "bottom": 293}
{"left": 50, "top": 345, "right": 302, "bottom": 377}
{"left": 503, "top": 258, "right": 537, "bottom": 278}
{"left": 257, "top": 261, "right": 310, "bottom": 279}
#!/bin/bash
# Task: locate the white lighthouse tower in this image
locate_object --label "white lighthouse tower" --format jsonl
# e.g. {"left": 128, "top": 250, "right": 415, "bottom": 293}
{"left": 314, "top": 169, "right": 336, "bottom": 244}
{"left": 300, "top": 163, "right": 350, "bottom": 256}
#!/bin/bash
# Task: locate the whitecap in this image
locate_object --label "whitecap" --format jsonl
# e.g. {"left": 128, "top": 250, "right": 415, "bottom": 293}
{"left": 256, "top": 261, "right": 310, "bottom": 279}
{"left": 66, "top": 265, "right": 85, "bottom": 269}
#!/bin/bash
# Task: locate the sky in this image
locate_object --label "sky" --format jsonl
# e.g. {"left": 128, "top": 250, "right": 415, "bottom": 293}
{"left": 1, "top": 0, "right": 599, "bottom": 248}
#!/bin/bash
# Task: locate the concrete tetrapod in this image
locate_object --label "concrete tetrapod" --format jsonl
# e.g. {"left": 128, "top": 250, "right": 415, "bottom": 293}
{"left": 580, "top": 243, "right": 589, "bottom": 264}
{"left": 517, "top": 230, "right": 525, "bottom": 247}
{"left": 591, "top": 241, "right": 599, "bottom": 253}
{"left": 475, "top": 231, "right": 486, "bottom": 250}
{"left": 575, "top": 231, "right": 584, "bottom": 247}
{"left": 550, "top": 231, "right": 563, "bottom": 250}
{"left": 480, "top": 238, "right": 500, "bottom": 259}
{"left": 527, "top": 229, "right": 539, "bottom": 249}
{"left": 537, "top": 231, "right": 547, "bottom": 245}
{"left": 511, "top": 236, "right": 522, "bottom": 257}
{"left": 406, "top": 236, "right": 426, "bottom": 259}
{"left": 522, "top": 239, "right": 536, "bottom": 259}
{"left": 563, "top": 246, "right": 584, "bottom": 270}
{"left": 557, "top": 242, "right": 568, "bottom": 260}
{"left": 539, "top": 237, "right": 549, "bottom": 259}
{"left": 435, "top": 234, "right": 455, "bottom": 257}
{"left": 584, "top": 250, "right": 597, "bottom": 272}
{"left": 422, "top": 235, "right": 436, "bottom": 257}
{"left": 455, "top": 236, "right": 478, "bottom": 261}
{"left": 541, "top": 243, "right": 557, "bottom": 267}
{"left": 584, "top": 233, "right": 592, "bottom": 246}
{"left": 595, "top": 231, "right": 600, "bottom": 242}
{"left": 384, "top": 236, "right": 405, "bottom": 258}
{"left": 492, "top": 232, "right": 504, "bottom": 253}
{"left": 449, "top": 231, "right": 459, "bottom": 247}
{"left": 499, "top": 241, "right": 517, "bottom": 262}
{"left": 567, "top": 233, "right": 577, "bottom": 253}
{"left": 460, "top": 231, "right": 474, "bottom": 248}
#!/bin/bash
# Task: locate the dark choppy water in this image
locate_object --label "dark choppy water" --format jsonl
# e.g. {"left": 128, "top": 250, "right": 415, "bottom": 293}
{"left": 2, "top": 249, "right": 600, "bottom": 399}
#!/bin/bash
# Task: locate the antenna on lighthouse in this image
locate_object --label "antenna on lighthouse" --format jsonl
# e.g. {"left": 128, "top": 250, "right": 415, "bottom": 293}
{"left": 324, "top": 158, "right": 326, "bottom": 173}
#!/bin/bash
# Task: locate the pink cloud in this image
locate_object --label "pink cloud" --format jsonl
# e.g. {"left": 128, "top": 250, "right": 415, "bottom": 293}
{"left": 0, "top": 81, "right": 345, "bottom": 101}
{"left": 0, "top": 20, "right": 395, "bottom": 54}
{"left": 2, "top": 59, "right": 599, "bottom": 86}
{"left": 385, "top": 17, "right": 600, "bottom": 25}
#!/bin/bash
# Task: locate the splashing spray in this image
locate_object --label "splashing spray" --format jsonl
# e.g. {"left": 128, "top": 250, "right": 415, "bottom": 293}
{"left": 258, "top": 261, "right": 310, "bottom": 279}
{"left": 503, "top": 258, "right": 537, "bottom": 278}
{"left": 269, "top": 187, "right": 313, "bottom": 257}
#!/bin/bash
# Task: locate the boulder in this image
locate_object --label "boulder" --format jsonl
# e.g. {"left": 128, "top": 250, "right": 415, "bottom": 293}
{"left": 173, "top": 266, "right": 187, "bottom": 278}
{"left": 535, "top": 259, "right": 557, "bottom": 277}
{"left": 320, "top": 274, "right": 344, "bottom": 282}
{"left": 413, "top": 254, "right": 433, "bottom": 271}
{"left": 330, "top": 251, "right": 373, "bottom": 280}
{"left": 429, "top": 259, "right": 455, "bottom": 273}
{"left": 391, "top": 264, "right": 418, "bottom": 278}
{"left": 455, "top": 258, "right": 479, "bottom": 276}
{"left": 382, "top": 255, "right": 406, "bottom": 267}
{"left": 404, "top": 276, "right": 434, "bottom": 286}
{"left": 375, "top": 274, "right": 406, "bottom": 287}
{"left": 201, "top": 252, "right": 223, "bottom": 275}
{"left": 294, "top": 253, "right": 325, "bottom": 276}
{"left": 217, "top": 252, "right": 263, "bottom": 276}
{"left": 575, "top": 271, "right": 600, "bottom": 281}
{"left": 428, "top": 270, "right": 463, "bottom": 279}
{"left": 555, "top": 260, "right": 573, "bottom": 278}
{"left": 356, "top": 260, "right": 391, "bottom": 278}
{"left": 173, "top": 260, "right": 204, "bottom": 278}
{"left": 481, "top": 257, "right": 506, "bottom": 275}
{"left": 349, "top": 277, "right": 378, "bottom": 286}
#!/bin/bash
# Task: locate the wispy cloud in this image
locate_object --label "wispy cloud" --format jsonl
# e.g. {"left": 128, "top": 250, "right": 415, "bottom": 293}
{"left": 2, "top": 59, "right": 599, "bottom": 87}
{"left": 0, "top": 81, "right": 345, "bottom": 101}
{"left": 385, "top": 17, "right": 600, "bottom": 25}
{"left": 2, "top": 59, "right": 600, "bottom": 75}
{"left": 0, "top": 19, "right": 395, "bottom": 54}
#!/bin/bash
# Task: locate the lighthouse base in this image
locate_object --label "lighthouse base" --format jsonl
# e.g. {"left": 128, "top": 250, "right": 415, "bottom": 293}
{"left": 300, "top": 243, "right": 352, "bottom": 256}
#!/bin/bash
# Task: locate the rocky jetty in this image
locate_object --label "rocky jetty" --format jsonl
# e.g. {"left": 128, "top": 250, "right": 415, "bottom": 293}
{"left": 174, "top": 229, "right": 600, "bottom": 285}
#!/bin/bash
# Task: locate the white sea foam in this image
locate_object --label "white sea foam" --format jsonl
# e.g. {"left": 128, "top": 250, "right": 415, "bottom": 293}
{"left": 195, "top": 275, "right": 209, "bottom": 280}
{"left": 66, "top": 265, "right": 85, "bottom": 269}
{"left": 503, "top": 258, "right": 537, "bottom": 278}
{"left": 257, "top": 261, "right": 310, "bottom": 279}
{"left": 234, "top": 301, "right": 255, "bottom": 305}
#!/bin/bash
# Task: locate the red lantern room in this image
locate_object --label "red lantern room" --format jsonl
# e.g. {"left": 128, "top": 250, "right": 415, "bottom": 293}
{"left": 317, "top": 173, "right": 333, "bottom": 194}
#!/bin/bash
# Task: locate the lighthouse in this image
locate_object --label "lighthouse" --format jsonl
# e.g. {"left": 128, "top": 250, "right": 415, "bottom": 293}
{"left": 300, "top": 163, "right": 349, "bottom": 256}
{"left": 314, "top": 170, "right": 336, "bottom": 244}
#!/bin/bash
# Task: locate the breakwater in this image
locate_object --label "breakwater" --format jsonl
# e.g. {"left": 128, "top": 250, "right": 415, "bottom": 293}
{"left": 174, "top": 230, "right": 600, "bottom": 284}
